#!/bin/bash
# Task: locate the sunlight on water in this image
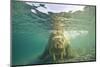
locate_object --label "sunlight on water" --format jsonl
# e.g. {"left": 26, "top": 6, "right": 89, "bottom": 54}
{"left": 64, "top": 30, "right": 88, "bottom": 39}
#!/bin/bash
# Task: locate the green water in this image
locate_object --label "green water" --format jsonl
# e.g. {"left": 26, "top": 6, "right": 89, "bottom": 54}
{"left": 12, "top": 1, "right": 96, "bottom": 65}
{"left": 12, "top": 29, "right": 50, "bottom": 65}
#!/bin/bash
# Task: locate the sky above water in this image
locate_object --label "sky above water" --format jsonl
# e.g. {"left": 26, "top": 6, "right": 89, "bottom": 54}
{"left": 26, "top": 2, "right": 85, "bottom": 14}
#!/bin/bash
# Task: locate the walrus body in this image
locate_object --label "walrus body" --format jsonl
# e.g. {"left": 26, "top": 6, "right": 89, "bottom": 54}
{"left": 48, "top": 15, "right": 72, "bottom": 62}
{"left": 48, "top": 30, "right": 70, "bottom": 62}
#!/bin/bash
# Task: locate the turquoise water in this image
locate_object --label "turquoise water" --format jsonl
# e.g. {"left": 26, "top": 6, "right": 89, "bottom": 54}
{"left": 12, "top": 29, "right": 50, "bottom": 65}
{"left": 12, "top": 1, "right": 96, "bottom": 65}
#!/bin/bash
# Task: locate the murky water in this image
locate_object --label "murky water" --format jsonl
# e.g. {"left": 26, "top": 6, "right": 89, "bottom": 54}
{"left": 12, "top": 1, "right": 96, "bottom": 65}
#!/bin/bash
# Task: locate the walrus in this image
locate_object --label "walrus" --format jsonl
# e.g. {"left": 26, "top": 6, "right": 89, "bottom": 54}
{"left": 48, "top": 15, "right": 72, "bottom": 62}
{"left": 48, "top": 30, "right": 70, "bottom": 62}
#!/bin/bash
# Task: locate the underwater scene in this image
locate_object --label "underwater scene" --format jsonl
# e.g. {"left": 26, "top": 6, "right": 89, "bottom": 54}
{"left": 12, "top": 1, "right": 96, "bottom": 66}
